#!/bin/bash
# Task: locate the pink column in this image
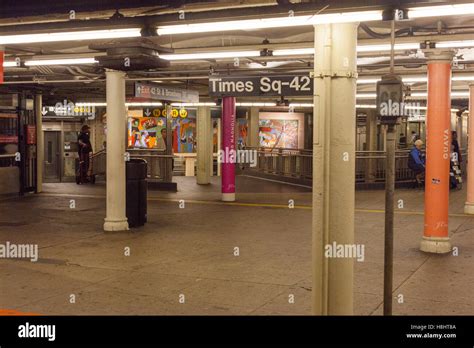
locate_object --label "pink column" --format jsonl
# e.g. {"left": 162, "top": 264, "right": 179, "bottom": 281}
{"left": 221, "top": 97, "right": 236, "bottom": 202}
{"left": 464, "top": 84, "right": 474, "bottom": 214}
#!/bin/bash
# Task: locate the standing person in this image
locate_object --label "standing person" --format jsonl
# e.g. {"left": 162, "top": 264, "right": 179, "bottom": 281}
{"left": 77, "top": 125, "right": 93, "bottom": 184}
{"left": 410, "top": 131, "right": 419, "bottom": 144}
{"left": 452, "top": 131, "right": 462, "bottom": 164}
{"left": 408, "top": 139, "right": 425, "bottom": 186}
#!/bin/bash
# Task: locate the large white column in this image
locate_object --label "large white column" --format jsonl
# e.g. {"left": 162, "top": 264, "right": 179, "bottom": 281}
{"left": 196, "top": 106, "right": 212, "bottom": 184}
{"left": 35, "top": 94, "right": 43, "bottom": 193}
{"left": 104, "top": 70, "right": 129, "bottom": 232}
{"left": 312, "top": 22, "right": 358, "bottom": 315}
{"left": 464, "top": 84, "right": 474, "bottom": 214}
{"left": 247, "top": 106, "right": 260, "bottom": 148}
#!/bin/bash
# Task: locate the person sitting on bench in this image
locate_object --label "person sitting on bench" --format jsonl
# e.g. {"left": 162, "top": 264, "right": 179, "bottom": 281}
{"left": 408, "top": 139, "right": 425, "bottom": 186}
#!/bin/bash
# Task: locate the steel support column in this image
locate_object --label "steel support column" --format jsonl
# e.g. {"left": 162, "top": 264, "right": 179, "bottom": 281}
{"left": 464, "top": 84, "right": 474, "bottom": 214}
{"left": 221, "top": 97, "right": 236, "bottom": 202}
{"left": 197, "top": 106, "right": 212, "bottom": 184}
{"left": 104, "top": 70, "right": 129, "bottom": 232}
{"left": 35, "top": 94, "right": 43, "bottom": 193}
{"left": 420, "top": 50, "right": 454, "bottom": 253}
{"left": 312, "top": 22, "right": 358, "bottom": 315}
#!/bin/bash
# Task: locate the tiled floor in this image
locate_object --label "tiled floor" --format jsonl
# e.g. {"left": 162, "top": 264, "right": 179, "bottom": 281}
{"left": 0, "top": 176, "right": 472, "bottom": 315}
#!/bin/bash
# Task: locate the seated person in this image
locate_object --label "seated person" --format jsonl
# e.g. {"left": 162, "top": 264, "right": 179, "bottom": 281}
{"left": 408, "top": 139, "right": 425, "bottom": 185}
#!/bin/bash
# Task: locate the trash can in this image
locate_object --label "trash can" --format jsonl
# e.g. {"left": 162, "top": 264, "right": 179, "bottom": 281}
{"left": 126, "top": 158, "right": 147, "bottom": 228}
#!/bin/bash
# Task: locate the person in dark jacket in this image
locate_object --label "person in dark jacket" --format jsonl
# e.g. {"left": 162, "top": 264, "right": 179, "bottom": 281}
{"left": 408, "top": 139, "right": 425, "bottom": 185}
{"left": 452, "top": 131, "right": 462, "bottom": 164}
{"left": 78, "top": 125, "right": 93, "bottom": 184}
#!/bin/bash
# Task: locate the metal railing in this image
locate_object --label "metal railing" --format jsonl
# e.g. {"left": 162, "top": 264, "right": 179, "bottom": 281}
{"left": 0, "top": 154, "right": 17, "bottom": 167}
{"left": 90, "top": 149, "right": 172, "bottom": 181}
{"left": 244, "top": 146, "right": 467, "bottom": 185}
{"left": 244, "top": 147, "right": 312, "bottom": 180}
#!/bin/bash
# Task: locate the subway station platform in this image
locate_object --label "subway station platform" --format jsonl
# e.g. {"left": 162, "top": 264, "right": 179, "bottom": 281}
{"left": 1, "top": 176, "right": 473, "bottom": 315}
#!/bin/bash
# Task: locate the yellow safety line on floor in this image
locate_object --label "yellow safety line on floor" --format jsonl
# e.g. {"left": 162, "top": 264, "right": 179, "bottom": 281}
{"left": 39, "top": 192, "right": 473, "bottom": 218}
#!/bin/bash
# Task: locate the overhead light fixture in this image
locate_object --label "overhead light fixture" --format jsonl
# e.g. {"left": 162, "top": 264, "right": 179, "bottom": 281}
{"left": 171, "top": 102, "right": 217, "bottom": 107}
{"left": 273, "top": 48, "right": 313, "bottom": 56}
{"left": 0, "top": 28, "right": 141, "bottom": 45}
{"left": 3, "top": 61, "right": 18, "bottom": 67}
{"left": 408, "top": 91, "right": 470, "bottom": 98}
{"left": 357, "top": 76, "right": 428, "bottom": 84}
{"left": 357, "top": 42, "right": 419, "bottom": 53}
{"left": 358, "top": 75, "right": 474, "bottom": 85}
{"left": 25, "top": 58, "right": 98, "bottom": 66}
{"left": 356, "top": 104, "right": 377, "bottom": 109}
{"left": 161, "top": 51, "right": 260, "bottom": 61}
{"left": 437, "top": 40, "right": 474, "bottom": 49}
{"left": 77, "top": 102, "right": 165, "bottom": 107}
{"left": 157, "top": 10, "right": 383, "bottom": 35}
{"left": 126, "top": 102, "right": 163, "bottom": 107}
{"left": 76, "top": 102, "right": 107, "bottom": 107}
{"left": 408, "top": 3, "right": 474, "bottom": 18}
{"left": 156, "top": 4, "right": 474, "bottom": 36}
{"left": 289, "top": 103, "right": 314, "bottom": 107}
{"left": 357, "top": 78, "right": 380, "bottom": 84}
{"left": 236, "top": 102, "right": 277, "bottom": 107}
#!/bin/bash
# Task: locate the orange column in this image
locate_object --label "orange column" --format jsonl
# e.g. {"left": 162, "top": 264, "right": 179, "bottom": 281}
{"left": 464, "top": 84, "right": 474, "bottom": 214}
{"left": 420, "top": 50, "right": 454, "bottom": 254}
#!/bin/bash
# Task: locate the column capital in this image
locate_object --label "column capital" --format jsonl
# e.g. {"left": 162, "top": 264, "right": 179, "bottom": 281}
{"left": 105, "top": 69, "right": 126, "bottom": 76}
{"left": 423, "top": 49, "right": 455, "bottom": 63}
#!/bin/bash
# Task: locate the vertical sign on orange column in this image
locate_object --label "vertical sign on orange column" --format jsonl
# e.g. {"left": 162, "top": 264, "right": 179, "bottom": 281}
{"left": 0, "top": 51, "right": 4, "bottom": 84}
{"left": 421, "top": 50, "right": 454, "bottom": 254}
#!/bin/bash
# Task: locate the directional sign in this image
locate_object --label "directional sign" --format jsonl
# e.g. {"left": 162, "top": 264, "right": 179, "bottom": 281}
{"left": 135, "top": 82, "right": 199, "bottom": 103}
{"left": 209, "top": 74, "right": 313, "bottom": 97}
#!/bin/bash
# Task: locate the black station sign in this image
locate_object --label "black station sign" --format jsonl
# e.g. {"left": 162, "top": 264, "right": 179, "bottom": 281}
{"left": 208, "top": 74, "right": 313, "bottom": 97}
{"left": 135, "top": 82, "right": 199, "bottom": 103}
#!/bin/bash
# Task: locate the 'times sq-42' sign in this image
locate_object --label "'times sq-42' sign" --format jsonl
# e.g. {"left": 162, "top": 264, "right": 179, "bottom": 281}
{"left": 209, "top": 75, "right": 313, "bottom": 97}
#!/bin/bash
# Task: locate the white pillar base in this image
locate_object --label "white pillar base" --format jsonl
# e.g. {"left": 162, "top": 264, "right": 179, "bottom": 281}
{"left": 420, "top": 236, "right": 452, "bottom": 254}
{"left": 104, "top": 218, "right": 129, "bottom": 232}
{"left": 464, "top": 202, "right": 474, "bottom": 214}
{"left": 222, "top": 193, "right": 235, "bottom": 202}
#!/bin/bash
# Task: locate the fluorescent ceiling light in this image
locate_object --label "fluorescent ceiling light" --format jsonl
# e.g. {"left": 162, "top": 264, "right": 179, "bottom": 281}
{"left": 289, "top": 103, "right": 314, "bottom": 107}
{"left": 356, "top": 104, "right": 377, "bottom": 109}
{"left": 25, "top": 58, "right": 98, "bottom": 66}
{"left": 357, "top": 42, "right": 419, "bottom": 53}
{"left": 126, "top": 102, "right": 163, "bottom": 107}
{"left": 273, "top": 48, "right": 313, "bottom": 56}
{"left": 357, "top": 78, "right": 380, "bottom": 84}
{"left": 76, "top": 102, "right": 107, "bottom": 107}
{"left": 77, "top": 102, "right": 164, "bottom": 107}
{"left": 357, "top": 76, "right": 428, "bottom": 84}
{"left": 161, "top": 51, "right": 260, "bottom": 61}
{"left": 408, "top": 91, "right": 469, "bottom": 98}
{"left": 357, "top": 75, "right": 474, "bottom": 85}
{"left": 171, "top": 102, "right": 217, "bottom": 107}
{"left": 236, "top": 102, "right": 276, "bottom": 107}
{"left": 453, "top": 76, "right": 474, "bottom": 82}
{"left": 437, "top": 40, "right": 474, "bottom": 49}
{"left": 138, "top": 40, "right": 474, "bottom": 62}
{"left": 157, "top": 10, "right": 382, "bottom": 35}
{"left": 356, "top": 93, "right": 377, "bottom": 99}
{"left": 3, "top": 61, "right": 18, "bottom": 67}
{"left": 408, "top": 4, "right": 474, "bottom": 19}
{"left": 0, "top": 28, "right": 141, "bottom": 45}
